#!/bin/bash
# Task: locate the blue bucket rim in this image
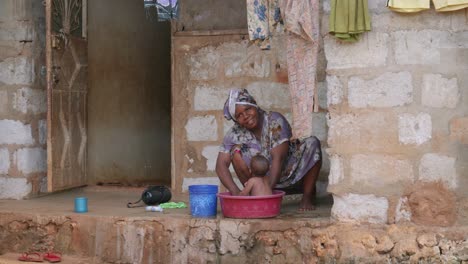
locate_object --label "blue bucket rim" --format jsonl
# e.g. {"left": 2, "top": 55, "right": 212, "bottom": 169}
{"left": 188, "top": 184, "right": 218, "bottom": 190}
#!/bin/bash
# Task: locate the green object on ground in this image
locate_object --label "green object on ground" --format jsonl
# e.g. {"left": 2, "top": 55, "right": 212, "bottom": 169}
{"left": 160, "top": 202, "right": 187, "bottom": 209}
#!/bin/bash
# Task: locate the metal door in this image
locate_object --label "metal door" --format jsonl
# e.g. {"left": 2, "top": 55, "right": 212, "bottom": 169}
{"left": 46, "top": 0, "right": 88, "bottom": 191}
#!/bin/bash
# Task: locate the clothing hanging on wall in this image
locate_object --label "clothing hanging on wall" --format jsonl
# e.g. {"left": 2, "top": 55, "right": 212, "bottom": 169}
{"left": 144, "top": 0, "right": 179, "bottom": 21}
{"left": 387, "top": 0, "right": 468, "bottom": 12}
{"left": 329, "top": 0, "right": 371, "bottom": 42}
{"left": 281, "top": 0, "right": 320, "bottom": 139}
{"left": 245, "top": 0, "right": 320, "bottom": 137}
{"left": 246, "top": 0, "right": 282, "bottom": 50}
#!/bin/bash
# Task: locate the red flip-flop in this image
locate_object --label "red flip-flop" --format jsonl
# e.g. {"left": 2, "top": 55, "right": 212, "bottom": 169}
{"left": 18, "top": 252, "right": 43, "bottom": 262}
{"left": 43, "top": 252, "right": 62, "bottom": 263}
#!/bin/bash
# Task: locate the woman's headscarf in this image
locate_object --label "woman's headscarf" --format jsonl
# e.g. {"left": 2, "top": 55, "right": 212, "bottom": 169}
{"left": 223, "top": 89, "right": 258, "bottom": 122}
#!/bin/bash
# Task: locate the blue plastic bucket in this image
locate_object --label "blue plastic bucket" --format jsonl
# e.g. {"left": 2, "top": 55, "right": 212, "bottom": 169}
{"left": 188, "top": 185, "right": 218, "bottom": 217}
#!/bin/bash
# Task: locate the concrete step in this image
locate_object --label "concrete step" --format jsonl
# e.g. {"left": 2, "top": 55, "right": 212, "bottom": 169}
{"left": 0, "top": 187, "right": 333, "bottom": 264}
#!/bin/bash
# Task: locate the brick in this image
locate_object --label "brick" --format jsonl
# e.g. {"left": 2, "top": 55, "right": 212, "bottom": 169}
{"left": 312, "top": 112, "right": 327, "bottom": 142}
{"left": 0, "top": 148, "right": 9, "bottom": 174}
{"left": 372, "top": 12, "right": 453, "bottom": 32}
{"left": 0, "top": 90, "right": 8, "bottom": 114}
{"left": 449, "top": 12, "right": 468, "bottom": 31}
{"left": 332, "top": 193, "right": 389, "bottom": 224}
{"left": 350, "top": 154, "right": 414, "bottom": 187}
{"left": 187, "top": 46, "right": 220, "bottom": 81}
{"left": 440, "top": 31, "right": 468, "bottom": 49}
{"left": 324, "top": 32, "right": 389, "bottom": 69}
{"left": 245, "top": 82, "right": 290, "bottom": 110}
{"left": 422, "top": 74, "right": 459, "bottom": 108}
{"left": 328, "top": 155, "right": 344, "bottom": 185}
{"left": 328, "top": 112, "right": 398, "bottom": 153}
{"left": 0, "top": 21, "right": 33, "bottom": 41}
{"left": 14, "top": 147, "right": 46, "bottom": 174}
{"left": 222, "top": 41, "right": 271, "bottom": 78}
{"left": 0, "top": 40, "right": 24, "bottom": 61}
{"left": 0, "top": 177, "right": 31, "bottom": 199}
{"left": 13, "top": 87, "right": 47, "bottom": 114}
{"left": 38, "top": 119, "right": 46, "bottom": 145}
{"left": 348, "top": 72, "right": 413, "bottom": 108}
{"left": 0, "top": 119, "right": 34, "bottom": 145}
{"left": 419, "top": 153, "right": 457, "bottom": 189}
{"left": 194, "top": 85, "right": 226, "bottom": 111}
{"left": 450, "top": 116, "right": 468, "bottom": 144}
{"left": 0, "top": 57, "right": 33, "bottom": 85}
{"left": 185, "top": 115, "right": 217, "bottom": 141}
{"left": 393, "top": 30, "right": 446, "bottom": 65}
{"left": 398, "top": 113, "right": 432, "bottom": 145}
{"left": 395, "top": 197, "right": 412, "bottom": 223}
{"left": 456, "top": 49, "right": 468, "bottom": 69}
{"left": 326, "top": 75, "right": 343, "bottom": 106}
{"left": 202, "top": 145, "right": 220, "bottom": 172}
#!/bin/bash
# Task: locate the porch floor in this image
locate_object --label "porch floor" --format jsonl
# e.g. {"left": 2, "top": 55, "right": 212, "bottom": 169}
{"left": 0, "top": 186, "right": 333, "bottom": 219}
{"left": 0, "top": 186, "right": 333, "bottom": 263}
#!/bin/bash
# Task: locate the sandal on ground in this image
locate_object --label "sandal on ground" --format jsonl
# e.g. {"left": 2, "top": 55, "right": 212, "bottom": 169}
{"left": 18, "top": 252, "right": 43, "bottom": 262}
{"left": 43, "top": 252, "right": 62, "bottom": 263}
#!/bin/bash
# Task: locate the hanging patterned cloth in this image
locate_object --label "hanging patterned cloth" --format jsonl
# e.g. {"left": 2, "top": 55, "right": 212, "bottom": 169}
{"left": 144, "top": 0, "right": 179, "bottom": 21}
{"left": 246, "top": 0, "right": 282, "bottom": 50}
{"left": 280, "top": 0, "right": 320, "bottom": 139}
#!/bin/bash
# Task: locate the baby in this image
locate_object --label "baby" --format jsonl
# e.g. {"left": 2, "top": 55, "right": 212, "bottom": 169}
{"left": 239, "top": 154, "right": 273, "bottom": 196}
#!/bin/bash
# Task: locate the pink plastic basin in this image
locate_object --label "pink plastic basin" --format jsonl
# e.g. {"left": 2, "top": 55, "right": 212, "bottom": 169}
{"left": 217, "top": 190, "right": 285, "bottom": 219}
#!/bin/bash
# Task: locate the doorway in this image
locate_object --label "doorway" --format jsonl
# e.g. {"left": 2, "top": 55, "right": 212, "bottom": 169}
{"left": 87, "top": 0, "right": 171, "bottom": 187}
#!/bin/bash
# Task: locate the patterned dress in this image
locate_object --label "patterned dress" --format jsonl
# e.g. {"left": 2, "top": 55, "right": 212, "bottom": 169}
{"left": 220, "top": 110, "right": 321, "bottom": 188}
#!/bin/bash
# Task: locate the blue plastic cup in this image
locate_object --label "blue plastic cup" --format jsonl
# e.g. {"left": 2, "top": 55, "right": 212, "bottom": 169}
{"left": 188, "top": 185, "right": 218, "bottom": 217}
{"left": 74, "top": 197, "right": 88, "bottom": 213}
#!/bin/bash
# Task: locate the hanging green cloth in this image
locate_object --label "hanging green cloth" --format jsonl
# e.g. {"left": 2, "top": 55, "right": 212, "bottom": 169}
{"left": 329, "top": 0, "right": 371, "bottom": 42}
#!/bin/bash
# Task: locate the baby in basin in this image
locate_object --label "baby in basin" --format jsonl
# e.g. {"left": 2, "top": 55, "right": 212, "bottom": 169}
{"left": 239, "top": 154, "right": 273, "bottom": 196}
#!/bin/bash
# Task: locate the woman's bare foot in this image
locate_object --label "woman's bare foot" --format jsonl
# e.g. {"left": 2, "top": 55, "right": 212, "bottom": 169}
{"left": 298, "top": 197, "right": 316, "bottom": 211}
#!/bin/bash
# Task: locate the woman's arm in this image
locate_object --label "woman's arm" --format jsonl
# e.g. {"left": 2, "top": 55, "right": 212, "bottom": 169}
{"left": 268, "top": 141, "right": 289, "bottom": 188}
{"left": 216, "top": 152, "right": 242, "bottom": 195}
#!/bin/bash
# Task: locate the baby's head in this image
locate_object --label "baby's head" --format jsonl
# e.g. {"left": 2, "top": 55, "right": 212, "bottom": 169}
{"left": 250, "top": 154, "right": 269, "bottom": 177}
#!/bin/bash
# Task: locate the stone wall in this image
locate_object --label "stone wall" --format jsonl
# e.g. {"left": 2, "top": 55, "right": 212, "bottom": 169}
{"left": 1, "top": 212, "right": 468, "bottom": 263}
{"left": 172, "top": 0, "right": 468, "bottom": 226}
{"left": 0, "top": 0, "right": 46, "bottom": 199}
{"left": 171, "top": 32, "right": 330, "bottom": 195}
{"left": 323, "top": 1, "right": 468, "bottom": 225}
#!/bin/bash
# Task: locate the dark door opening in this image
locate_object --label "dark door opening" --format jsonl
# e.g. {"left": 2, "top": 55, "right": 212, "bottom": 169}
{"left": 87, "top": 0, "right": 171, "bottom": 187}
